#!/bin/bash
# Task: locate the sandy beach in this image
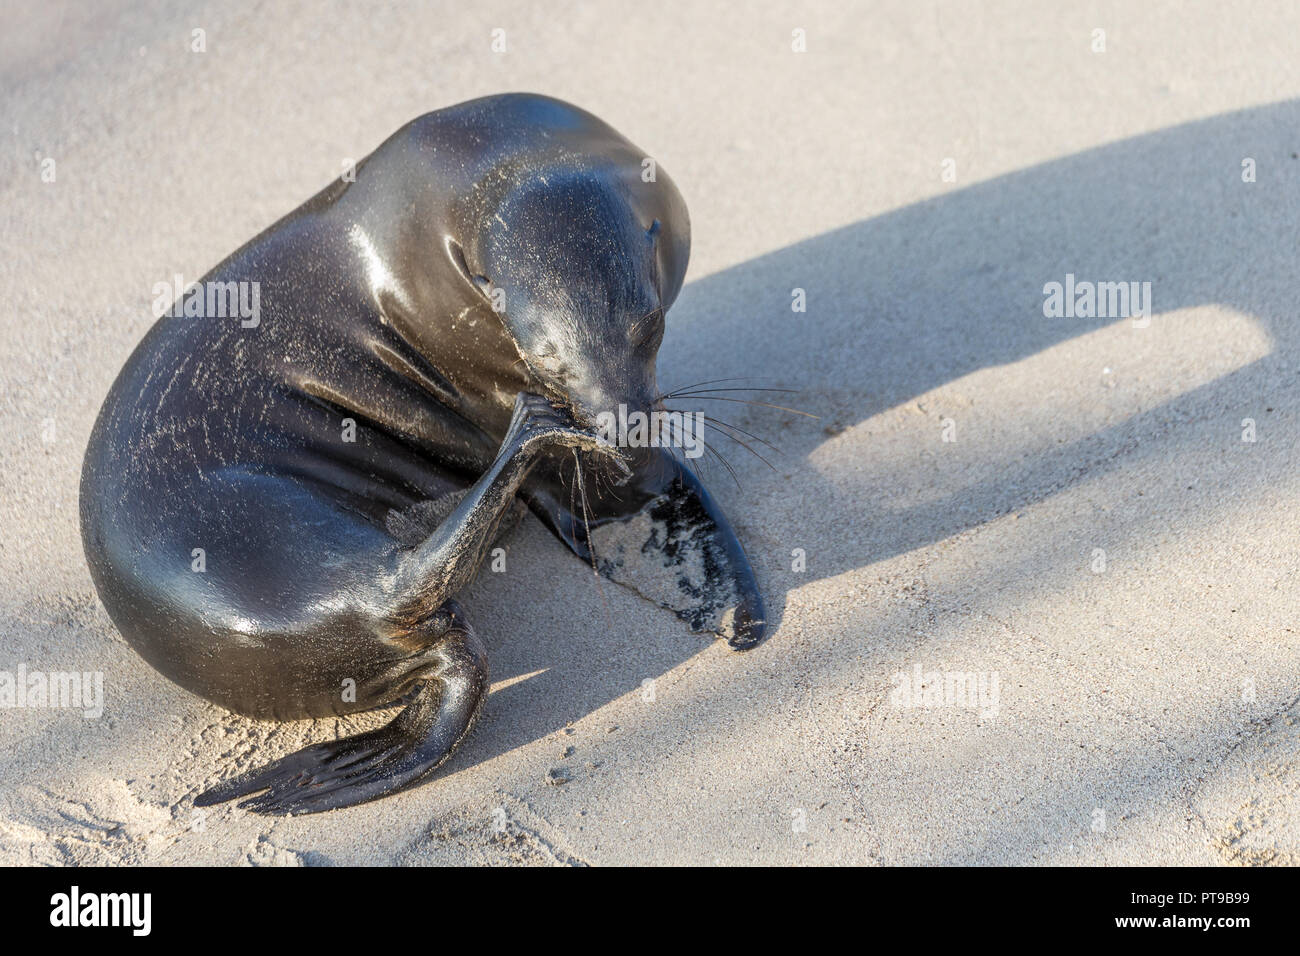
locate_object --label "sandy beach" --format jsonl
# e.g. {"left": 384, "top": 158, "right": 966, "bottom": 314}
{"left": 2, "top": 0, "right": 1298, "bottom": 865}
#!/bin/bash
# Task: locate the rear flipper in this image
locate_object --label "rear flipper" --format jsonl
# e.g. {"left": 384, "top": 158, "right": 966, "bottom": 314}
{"left": 524, "top": 448, "right": 767, "bottom": 648}
{"left": 195, "top": 621, "right": 488, "bottom": 815}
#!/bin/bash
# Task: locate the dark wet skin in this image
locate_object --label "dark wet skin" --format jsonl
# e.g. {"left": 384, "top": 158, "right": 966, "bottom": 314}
{"left": 79, "top": 93, "right": 764, "bottom": 814}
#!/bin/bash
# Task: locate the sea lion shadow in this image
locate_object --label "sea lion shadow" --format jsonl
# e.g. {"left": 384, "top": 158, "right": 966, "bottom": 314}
{"left": 662, "top": 96, "right": 1299, "bottom": 636}
{"left": 436, "top": 98, "right": 1298, "bottom": 777}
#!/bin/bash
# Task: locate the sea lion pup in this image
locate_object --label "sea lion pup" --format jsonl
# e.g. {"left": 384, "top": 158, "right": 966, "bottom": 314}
{"left": 80, "top": 93, "right": 765, "bottom": 814}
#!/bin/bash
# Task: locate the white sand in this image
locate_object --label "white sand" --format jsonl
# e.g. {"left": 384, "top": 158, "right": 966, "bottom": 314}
{"left": 2, "top": 0, "right": 1298, "bottom": 865}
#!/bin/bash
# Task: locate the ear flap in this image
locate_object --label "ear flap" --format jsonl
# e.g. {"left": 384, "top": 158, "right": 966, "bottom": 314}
{"left": 446, "top": 237, "right": 492, "bottom": 296}
{"left": 521, "top": 448, "right": 766, "bottom": 648}
{"left": 446, "top": 236, "right": 473, "bottom": 280}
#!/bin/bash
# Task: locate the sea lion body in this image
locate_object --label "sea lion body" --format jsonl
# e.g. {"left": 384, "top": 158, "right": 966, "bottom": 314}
{"left": 80, "top": 94, "right": 763, "bottom": 813}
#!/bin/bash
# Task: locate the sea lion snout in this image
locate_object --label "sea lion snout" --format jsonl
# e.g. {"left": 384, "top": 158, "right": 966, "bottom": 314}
{"left": 496, "top": 299, "right": 665, "bottom": 444}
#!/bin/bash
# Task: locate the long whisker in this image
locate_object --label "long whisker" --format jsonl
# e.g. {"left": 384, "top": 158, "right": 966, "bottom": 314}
{"left": 604, "top": 450, "right": 628, "bottom": 501}
{"left": 696, "top": 442, "right": 726, "bottom": 487}
{"left": 573, "top": 449, "right": 614, "bottom": 629}
{"left": 656, "top": 377, "right": 756, "bottom": 399}
{"left": 701, "top": 439, "right": 742, "bottom": 490}
{"left": 698, "top": 413, "right": 783, "bottom": 454}
{"left": 566, "top": 454, "right": 580, "bottom": 550}
{"left": 666, "top": 395, "right": 819, "bottom": 418}
{"left": 662, "top": 436, "right": 705, "bottom": 486}
{"left": 680, "top": 433, "right": 716, "bottom": 484}
{"left": 664, "top": 387, "right": 800, "bottom": 398}
{"left": 658, "top": 387, "right": 801, "bottom": 406}
{"left": 699, "top": 419, "right": 778, "bottom": 471}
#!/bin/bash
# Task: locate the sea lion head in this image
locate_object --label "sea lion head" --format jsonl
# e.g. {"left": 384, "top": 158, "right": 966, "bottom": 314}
{"left": 459, "top": 168, "right": 672, "bottom": 433}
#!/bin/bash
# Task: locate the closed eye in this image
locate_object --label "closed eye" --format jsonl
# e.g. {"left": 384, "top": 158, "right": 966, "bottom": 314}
{"left": 631, "top": 309, "right": 665, "bottom": 347}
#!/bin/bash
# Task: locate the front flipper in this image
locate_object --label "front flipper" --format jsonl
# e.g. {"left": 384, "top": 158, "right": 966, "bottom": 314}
{"left": 523, "top": 448, "right": 767, "bottom": 649}
{"left": 194, "top": 623, "right": 488, "bottom": 815}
